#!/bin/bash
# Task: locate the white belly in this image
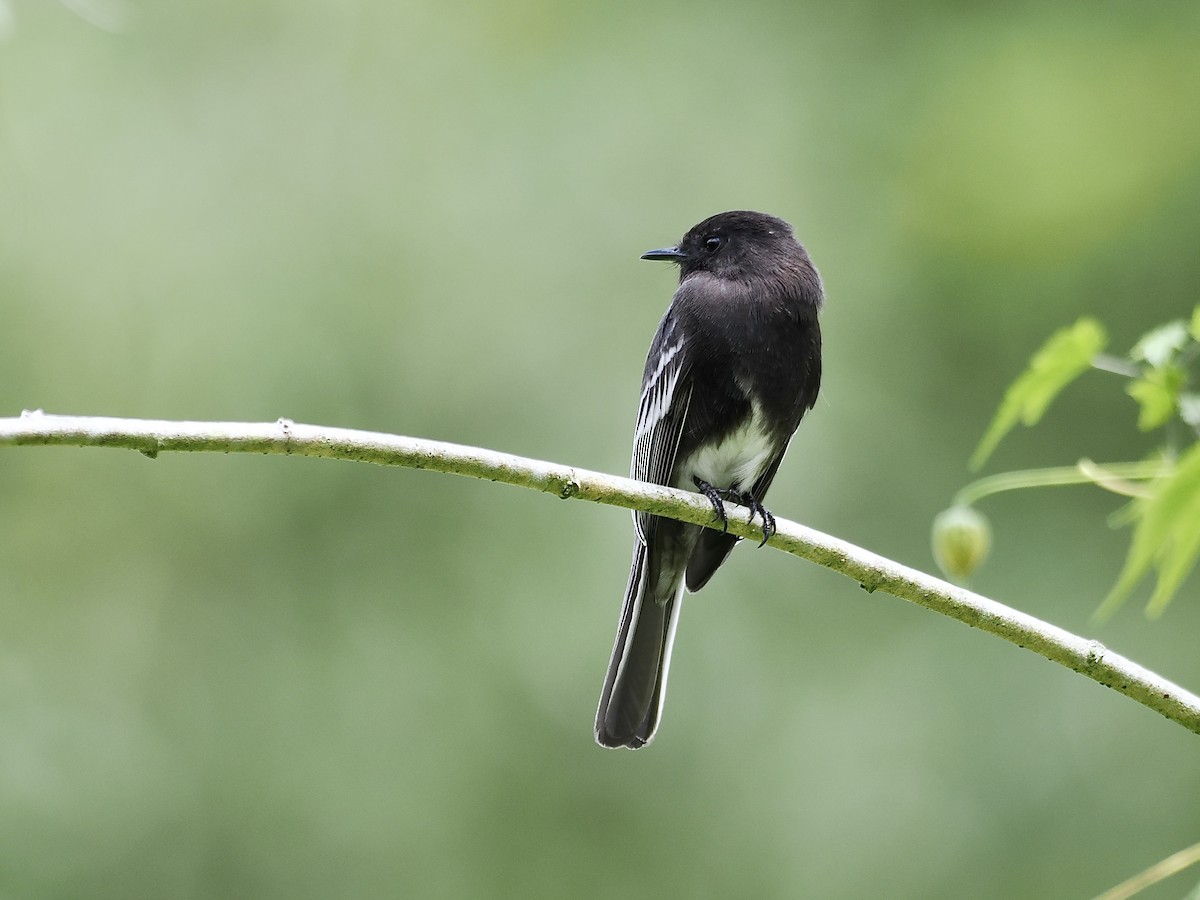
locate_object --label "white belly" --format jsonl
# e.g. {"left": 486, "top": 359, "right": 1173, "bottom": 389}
{"left": 677, "top": 403, "right": 776, "bottom": 491}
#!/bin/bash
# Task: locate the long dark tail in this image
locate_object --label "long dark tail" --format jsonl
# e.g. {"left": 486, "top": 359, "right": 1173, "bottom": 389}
{"left": 595, "top": 536, "right": 685, "bottom": 749}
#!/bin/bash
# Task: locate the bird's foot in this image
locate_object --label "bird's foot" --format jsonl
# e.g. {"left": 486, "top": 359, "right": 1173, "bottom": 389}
{"left": 692, "top": 480, "right": 775, "bottom": 546}
{"left": 692, "top": 477, "right": 729, "bottom": 533}
{"left": 740, "top": 492, "right": 776, "bottom": 547}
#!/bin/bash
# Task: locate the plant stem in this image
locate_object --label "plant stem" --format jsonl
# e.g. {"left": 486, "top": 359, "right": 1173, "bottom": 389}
{"left": 1091, "top": 354, "right": 1141, "bottom": 378}
{"left": 953, "top": 460, "right": 1169, "bottom": 508}
{"left": 1093, "top": 839, "right": 1200, "bottom": 900}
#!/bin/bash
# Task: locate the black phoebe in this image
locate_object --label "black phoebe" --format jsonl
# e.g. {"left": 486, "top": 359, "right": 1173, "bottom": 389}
{"left": 595, "top": 210, "right": 824, "bottom": 749}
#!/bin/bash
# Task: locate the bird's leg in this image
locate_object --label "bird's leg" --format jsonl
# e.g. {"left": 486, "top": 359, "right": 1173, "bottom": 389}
{"left": 692, "top": 477, "right": 729, "bottom": 533}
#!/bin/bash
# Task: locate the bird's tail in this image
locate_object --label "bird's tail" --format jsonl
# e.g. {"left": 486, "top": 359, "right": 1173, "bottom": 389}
{"left": 595, "top": 538, "right": 685, "bottom": 749}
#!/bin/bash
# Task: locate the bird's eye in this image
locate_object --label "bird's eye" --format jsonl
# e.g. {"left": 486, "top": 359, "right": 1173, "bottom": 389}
{"left": 704, "top": 235, "right": 722, "bottom": 253}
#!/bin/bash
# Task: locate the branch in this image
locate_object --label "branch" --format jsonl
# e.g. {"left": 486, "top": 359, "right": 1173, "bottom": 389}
{"left": 1093, "top": 838, "right": 1200, "bottom": 900}
{"left": 3, "top": 411, "right": 1199, "bottom": 737}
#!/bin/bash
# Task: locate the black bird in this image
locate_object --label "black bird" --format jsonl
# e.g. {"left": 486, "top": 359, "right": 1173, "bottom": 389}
{"left": 595, "top": 210, "right": 823, "bottom": 749}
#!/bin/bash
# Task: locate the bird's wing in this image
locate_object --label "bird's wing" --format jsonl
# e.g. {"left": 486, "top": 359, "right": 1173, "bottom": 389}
{"left": 631, "top": 310, "right": 693, "bottom": 545}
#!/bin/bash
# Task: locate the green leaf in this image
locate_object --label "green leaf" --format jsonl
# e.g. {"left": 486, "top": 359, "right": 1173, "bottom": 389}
{"left": 1130, "top": 320, "right": 1189, "bottom": 367}
{"left": 1191, "top": 305, "right": 1200, "bottom": 343}
{"left": 1127, "top": 365, "right": 1185, "bottom": 431}
{"left": 970, "top": 318, "right": 1107, "bottom": 470}
{"left": 1098, "top": 444, "right": 1200, "bottom": 621}
{"left": 1180, "top": 394, "right": 1200, "bottom": 429}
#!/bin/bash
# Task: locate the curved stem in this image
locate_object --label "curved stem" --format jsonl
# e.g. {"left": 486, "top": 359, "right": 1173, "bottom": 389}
{"left": 954, "top": 460, "right": 1170, "bottom": 508}
{"left": 1093, "top": 839, "right": 1200, "bottom": 900}
{"left": 2, "top": 411, "right": 1199, "bottom": 737}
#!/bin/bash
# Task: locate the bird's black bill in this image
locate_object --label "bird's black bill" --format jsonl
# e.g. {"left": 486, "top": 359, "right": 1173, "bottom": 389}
{"left": 640, "top": 246, "right": 685, "bottom": 262}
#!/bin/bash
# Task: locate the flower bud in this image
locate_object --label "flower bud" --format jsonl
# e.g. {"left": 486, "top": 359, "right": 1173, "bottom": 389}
{"left": 932, "top": 505, "right": 991, "bottom": 582}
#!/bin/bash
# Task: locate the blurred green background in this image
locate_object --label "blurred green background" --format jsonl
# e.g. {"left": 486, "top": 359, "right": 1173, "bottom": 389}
{"left": 2, "top": 1, "right": 1199, "bottom": 897}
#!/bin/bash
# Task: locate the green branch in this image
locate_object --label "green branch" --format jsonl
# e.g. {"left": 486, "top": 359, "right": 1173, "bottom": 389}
{"left": 3, "top": 411, "right": 1199, "bottom": 737}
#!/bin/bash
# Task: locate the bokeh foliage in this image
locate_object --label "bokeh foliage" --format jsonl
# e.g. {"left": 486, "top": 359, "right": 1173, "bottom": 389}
{"left": 1, "top": 2, "right": 1199, "bottom": 898}
{"left": 958, "top": 307, "right": 1200, "bottom": 620}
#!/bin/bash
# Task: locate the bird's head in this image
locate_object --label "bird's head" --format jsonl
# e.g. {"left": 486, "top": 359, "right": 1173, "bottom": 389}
{"left": 641, "top": 210, "right": 807, "bottom": 283}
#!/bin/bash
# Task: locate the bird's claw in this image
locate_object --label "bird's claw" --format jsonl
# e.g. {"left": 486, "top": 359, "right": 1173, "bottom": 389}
{"left": 692, "top": 477, "right": 729, "bottom": 533}
{"left": 693, "top": 479, "right": 775, "bottom": 545}
{"left": 746, "top": 495, "right": 776, "bottom": 547}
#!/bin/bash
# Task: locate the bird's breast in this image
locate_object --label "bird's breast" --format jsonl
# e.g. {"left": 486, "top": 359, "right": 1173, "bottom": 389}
{"left": 675, "top": 402, "right": 776, "bottom": 491}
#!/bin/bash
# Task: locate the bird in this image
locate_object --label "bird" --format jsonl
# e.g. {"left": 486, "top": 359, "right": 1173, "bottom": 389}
{"left": 595, "top": 210, "right": 824, "bottom": 749}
